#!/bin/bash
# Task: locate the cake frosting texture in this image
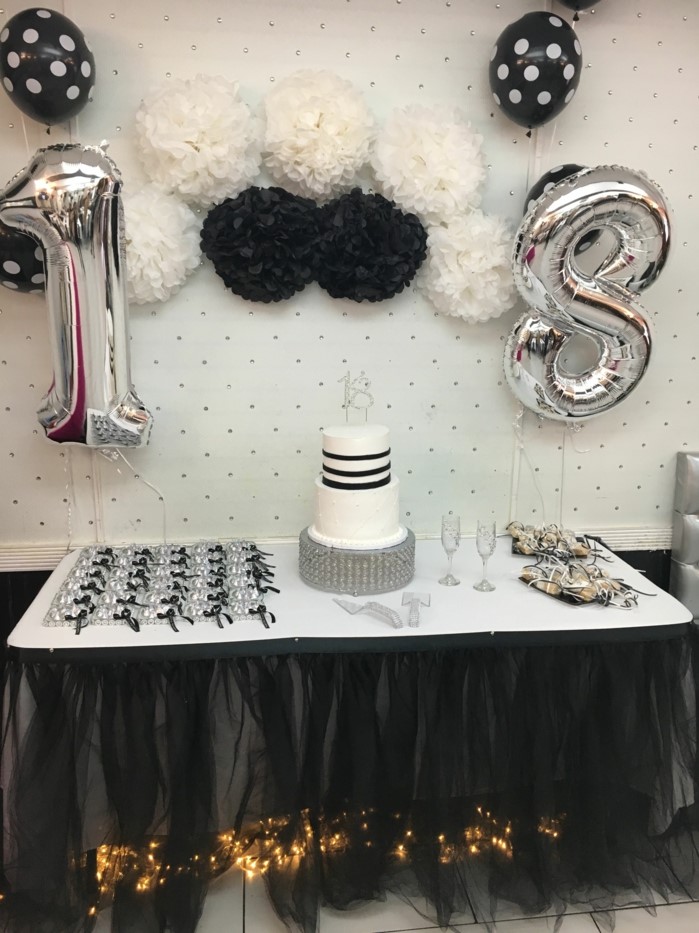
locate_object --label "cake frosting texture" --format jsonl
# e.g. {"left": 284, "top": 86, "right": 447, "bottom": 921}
{"left": 308, "top": 425, "right": 407, "bottom": 550}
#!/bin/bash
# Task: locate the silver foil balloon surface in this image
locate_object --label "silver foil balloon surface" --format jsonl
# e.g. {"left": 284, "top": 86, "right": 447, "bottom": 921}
{"left": 504, "top": 165, "right": 671, "bottom": 421}
{"left": 0, "top": 143, "right": 152, "bottom": 446}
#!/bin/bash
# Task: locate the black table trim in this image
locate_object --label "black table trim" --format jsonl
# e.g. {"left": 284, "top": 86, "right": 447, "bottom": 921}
{"left": 6, "top": 618, "right": 695, "bottom": 664}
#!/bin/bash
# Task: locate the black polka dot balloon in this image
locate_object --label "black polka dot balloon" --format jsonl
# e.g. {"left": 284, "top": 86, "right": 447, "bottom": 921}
{"left": 489, "top": 12, "right": 582, "bottom": 130}
{"left": 524, "top": 163, "right": 585, "bottom": 214}
{"left": 0, "top": 222, "right": 45, "bottom": 294}
{"left": 523, "top": 164, "right": 599, "bottom": 255}
{"left": 0, "top": 8, "right": 95, "bottom": 126}
{"left": 559, "top": 1, "right": 600, "bottom": 10}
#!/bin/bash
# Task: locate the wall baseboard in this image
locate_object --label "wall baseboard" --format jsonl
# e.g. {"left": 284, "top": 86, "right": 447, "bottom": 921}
{"left": 0, "top": 527, "right": 673, "bottom": 572}
{"left": 584, "top": 528, "right": 672, "bottom": 552}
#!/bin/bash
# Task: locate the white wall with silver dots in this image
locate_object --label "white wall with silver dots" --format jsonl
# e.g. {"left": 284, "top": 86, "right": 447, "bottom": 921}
{"left": 0, "top": 0, "right": 696, "bottom": 567}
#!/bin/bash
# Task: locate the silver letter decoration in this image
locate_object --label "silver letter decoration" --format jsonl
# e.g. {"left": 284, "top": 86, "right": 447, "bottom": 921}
{"left": 0, "top": 143, "right": 152, "bottom": 447}
{"left": 504, "top": 165, "right": 671, "bottom": 422}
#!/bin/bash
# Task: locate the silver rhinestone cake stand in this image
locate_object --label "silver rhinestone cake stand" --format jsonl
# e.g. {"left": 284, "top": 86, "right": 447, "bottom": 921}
{"left": 299, "top": 527, "right": 415, "bottom": 596}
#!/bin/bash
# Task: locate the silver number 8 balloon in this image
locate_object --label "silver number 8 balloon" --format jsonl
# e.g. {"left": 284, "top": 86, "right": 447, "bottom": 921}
{"left": 504, "top": 165, "right": 671, "bottom": 421}
{"left": 0, "top": 144, "right": 153, "bottom": 447}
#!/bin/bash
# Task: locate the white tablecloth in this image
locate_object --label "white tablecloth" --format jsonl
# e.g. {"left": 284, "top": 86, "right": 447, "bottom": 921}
{"left": 7, "top": 537, "right": 692, "bottom": 657}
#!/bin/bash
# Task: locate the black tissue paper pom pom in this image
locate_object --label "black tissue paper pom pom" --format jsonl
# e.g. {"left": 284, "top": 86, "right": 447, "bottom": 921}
{"left": 201, "top": 186, "right": 319, "bottom": 303}
{"left": 316, "top": 188, "right": 427, "bottom": 302}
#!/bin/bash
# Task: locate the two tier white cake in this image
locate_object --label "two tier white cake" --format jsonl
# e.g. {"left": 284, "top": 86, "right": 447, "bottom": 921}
{"left": 299, "top": 424, "right": 415, "bottom": 594}
{"left": 308, "top": 424, "right": 408, "bottom": 550}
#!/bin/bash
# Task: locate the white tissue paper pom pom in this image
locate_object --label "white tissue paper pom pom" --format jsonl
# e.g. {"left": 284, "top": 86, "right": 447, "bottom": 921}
{"left": 420, "top": 211, "right": 517, "bottom": 323}
{"left": 372, "top": 104, "right": 486, "bottom": 226}
{"left": 124, "top": 184, "right": 201, "bottom": 305}
{"left": 263, "top": 70, "right": 374, "bottom": 200}
{"left": 135, "top": 74, "right": 261, "bottom": 206}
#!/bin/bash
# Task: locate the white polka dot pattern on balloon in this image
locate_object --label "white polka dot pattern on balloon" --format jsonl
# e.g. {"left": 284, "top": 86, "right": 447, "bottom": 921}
{"left": 2, "top": 281, "right": 18, "bottom": 290}
{"left": 31, "top": 273, "right": 45, "bottom": 284}
{"left": 490, "top": 44, "right": 497, "bottom": 62}
{"left": 565, "top": 88, "right": 576, "bottom": 103}
{"left": 574, "top": 39, "right": 582, "bottom": 55}
{"left": 34, "top": 247, "right": 43, "bottom": 261}
{"left": 3, "top": 260, "right": 21, "bottom": 275}
{"left": 0, "top": 28, "right": 8, "bottom": 43}
{"left": 489, "top": 10, "right": 583, "bottom": 129}
{"left": 492, "top": 92, "right": 500, "bottom": 105}
{"left": 0, "top": 9, "right": 95, "bottom": 125}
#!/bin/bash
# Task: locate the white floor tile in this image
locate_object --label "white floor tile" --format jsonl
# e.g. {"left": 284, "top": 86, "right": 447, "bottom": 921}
{"left": 93, "top": 907, "right": 111, "bottom": 931}
{"left": 593, "top": 901, "right": 699, "bottom": 932}
{"left": 243, "top": 872, "right": 292, "bottom": 932}
{"left": 319, "top": 892, "right": 460, "bottom": 932}
{"left": 91, "top": 883, "right": 699, "bottom": 932}
{"left": 456, "top": 914, "right": 599, "bottom": 932}
{"left": 197, "top": 867, "right": 245, "bottom": 933}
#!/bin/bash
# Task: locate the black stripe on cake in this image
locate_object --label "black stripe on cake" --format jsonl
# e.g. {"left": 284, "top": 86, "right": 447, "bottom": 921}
{"left": 324, "top": 462, "right": 391, "bottom": 479}
{"left": 322, "top": 447, "right": 390, "bottom": 462}
{"left": 322, "top": 475, "right": 391, "bottom": 490}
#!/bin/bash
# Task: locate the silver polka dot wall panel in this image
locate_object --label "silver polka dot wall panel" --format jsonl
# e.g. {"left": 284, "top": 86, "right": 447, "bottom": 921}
{"left": 0, "top": 0, "right": 695, "bottom": 564}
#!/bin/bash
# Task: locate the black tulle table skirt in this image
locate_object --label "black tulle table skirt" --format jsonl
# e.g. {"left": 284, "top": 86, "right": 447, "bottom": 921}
{"left": 2, "top": 630, "right": 699, "bottom": 932}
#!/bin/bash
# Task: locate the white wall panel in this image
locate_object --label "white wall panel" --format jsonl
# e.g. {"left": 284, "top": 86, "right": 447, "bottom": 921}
{"left": 0, "top": 0, "right": 695, "bottom": 564}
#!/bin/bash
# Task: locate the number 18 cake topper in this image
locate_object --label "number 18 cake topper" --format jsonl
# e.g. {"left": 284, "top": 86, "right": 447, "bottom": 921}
{"left": 338, "top": 370, "right": 374, "bottom": 422}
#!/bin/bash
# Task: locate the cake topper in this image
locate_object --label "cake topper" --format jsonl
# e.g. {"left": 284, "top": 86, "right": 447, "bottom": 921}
{"left": 338, "top": 370, "right": 374, "bottom": 422}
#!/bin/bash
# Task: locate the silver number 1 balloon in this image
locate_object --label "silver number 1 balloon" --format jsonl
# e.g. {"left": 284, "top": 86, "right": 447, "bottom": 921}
{"left": 504, "top": 165, "right": 671, "bottom": 421}
{"left": 0, "top": 143, "right": 153, "bottom": 446}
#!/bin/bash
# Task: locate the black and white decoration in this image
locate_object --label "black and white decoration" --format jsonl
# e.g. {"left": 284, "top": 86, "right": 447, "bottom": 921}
{"left": 0, "top": 222, "right": 44, "bottom": 293}
{"left": 489, "top": 12, "right": 582, "bottom": 130}
{"left": 45, "top": 541, "right": 278, "bottom": 634}
{"left": 0, "top": 7, "right": 94, "bottom": 126}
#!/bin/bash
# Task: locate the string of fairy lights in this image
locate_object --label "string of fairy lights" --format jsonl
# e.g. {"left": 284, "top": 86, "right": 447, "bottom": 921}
{"left": 84, "top": 807, "right": 565, "bottom": 917}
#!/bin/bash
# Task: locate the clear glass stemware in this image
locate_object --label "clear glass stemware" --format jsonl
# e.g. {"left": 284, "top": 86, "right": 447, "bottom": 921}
{"left": 474, "top": 520, "right": 496, "bottom": 592}
{"left": 439, "top": 514, "right": 461, "bottom": 586}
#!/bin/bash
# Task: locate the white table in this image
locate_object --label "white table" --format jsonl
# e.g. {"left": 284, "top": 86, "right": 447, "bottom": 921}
{"left": 7, "top": 537, "right": 692, "bottom": 661}
{"left": 2, "top": 537, "right": 696, "bottom": 933}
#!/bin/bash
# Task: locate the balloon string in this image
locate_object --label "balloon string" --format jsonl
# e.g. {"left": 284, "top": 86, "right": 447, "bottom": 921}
{"left": 106, "top": 449, "right": 168, "bottom": 544}
{"left": 19, "top": 116, "right": 32, "bottom": 161}
{"left": 63, "top": 447, "right": 75, "bottom": 552}
{"left": 508, "top": 406, "right": 523, "bottom": 524}
{"left": 559, "top": 424, "right": 566, "bottom": 527}
{"left": 90, "top": 448, "right": 105, "bottom": 545}
{"left": 512, "top": 406, "right": 547, "bottom": 524}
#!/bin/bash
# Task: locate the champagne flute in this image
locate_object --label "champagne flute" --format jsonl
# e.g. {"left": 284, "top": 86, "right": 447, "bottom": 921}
{"left": 439, "top": 514, "right": 461, "bottom": 586}
{"left": 474, "top": 520, "right": 496, "bottom": 592}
